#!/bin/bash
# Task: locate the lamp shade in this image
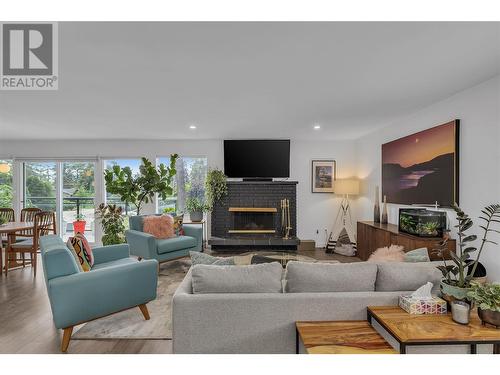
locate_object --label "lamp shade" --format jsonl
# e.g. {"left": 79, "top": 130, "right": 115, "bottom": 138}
{"left": 0, "top": 163, "right": 10, "bottom": 174}
{"left": 334, "top": 179, "right": 359, "bottom": 195}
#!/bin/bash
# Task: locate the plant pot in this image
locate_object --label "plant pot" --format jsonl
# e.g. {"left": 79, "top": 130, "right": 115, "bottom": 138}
{"left": 440, "top": 281, "right": 472, "bottom": 303}
{"left": 477, "top": 308, "right": 500, "bottom": 328}
{"left": 73, "top": 220, "right": 86, "bottom": 235}
{"left": 189, "top": 211, "right": 203, "bottom": 222}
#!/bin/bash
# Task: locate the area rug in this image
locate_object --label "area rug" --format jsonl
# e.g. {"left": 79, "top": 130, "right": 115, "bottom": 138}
{"left": 72, "top": 257, "right": 191, "bottom": 340}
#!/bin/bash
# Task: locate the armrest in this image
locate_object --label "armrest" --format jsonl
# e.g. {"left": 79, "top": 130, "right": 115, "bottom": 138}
{"left": 183, "top": 224, "right": 203, "bottom": 252}
{"left": 92, "top": 243, "right": 130, "bottom": 265}
{"left": 125, "top": 229, "right": 157, "bottom": 259}
{"left": 48, "top": 259, "right": 158, "bottom": 329}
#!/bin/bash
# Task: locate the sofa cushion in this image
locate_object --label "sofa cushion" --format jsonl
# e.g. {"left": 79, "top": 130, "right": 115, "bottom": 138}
{"left": 285, "top": 261, "right": 377, "bottom": 293}
{"left": 191, "top": 263, "right": 283, "bottom": 294}
{"left": 91, "top": 257, "right": 139, "bottom": 270}
{"left": 157, "top": 235, "right": 196, "bottom": 254}
{"left": 190, "top": 251, "right": 235, "bottom": 265}
{"left": 375, "top": 261, "right": 442, "bottom": 292}
{"left": 143, "top": 214, "right": 175, "bottom": 239}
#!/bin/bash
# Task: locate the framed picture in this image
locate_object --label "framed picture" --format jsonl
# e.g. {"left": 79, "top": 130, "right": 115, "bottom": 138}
{"left": 382, "top": 119, "right": 459, "bottom": 206}
{"left": 311, "top": 160, "right": 336, "bottom": 193}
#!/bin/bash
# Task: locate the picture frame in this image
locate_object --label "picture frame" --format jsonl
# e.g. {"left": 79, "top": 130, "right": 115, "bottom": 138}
{"left": 311, "top": 160, "right": 336, "bottom": 193}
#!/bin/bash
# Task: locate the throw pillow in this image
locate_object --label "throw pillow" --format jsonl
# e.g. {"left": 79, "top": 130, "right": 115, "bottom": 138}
{"left": 143, "top": 215, "right": 175, "bottom": 239}
{"left": 173, "top": 214, "right": 185, "bottom": 236}
{"left": 190, "top": 251, "right": 235, "bottom": 266}
{"left": 67, "top": 233, "right": 93, "bottom": 272}
{"left": 367, "top": 244, "right": 405, "bottom": 262}
{"left": 404, "top": 247, "right": 430, "bottom": 262}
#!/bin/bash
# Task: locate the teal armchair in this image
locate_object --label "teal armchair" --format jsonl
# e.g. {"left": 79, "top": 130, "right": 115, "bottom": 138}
{"left": 126, "top": 215, "right": 203, "bottom": 264}
{"left": 39, "top": 235, "right": 158, "bottom": 352}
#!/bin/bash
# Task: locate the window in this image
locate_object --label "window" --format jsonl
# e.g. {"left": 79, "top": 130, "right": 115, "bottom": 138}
{"left": 62, "top": 162, "right": 96, "bottom": 242}
{"left": 157, "top": 156, "right": 208, "bottom": 215}
{"left": 23, "top": 161, "right": 97, "bottom": 242}
{"left": 0, "top": 160, "right": 13, "bottom": 208}
{"left": 104, "top": 159, "right": 141, "bottom": 216}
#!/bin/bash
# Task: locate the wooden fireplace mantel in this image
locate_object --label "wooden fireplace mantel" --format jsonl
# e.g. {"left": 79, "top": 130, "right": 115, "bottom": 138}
{"left": 228, "top": 207, "right": 278, "bottom": 213}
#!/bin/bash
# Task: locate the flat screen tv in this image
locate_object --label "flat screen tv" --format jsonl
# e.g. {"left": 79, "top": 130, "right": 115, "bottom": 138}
{"left": 224, "top": 139, "right": 290, "bottom": 179}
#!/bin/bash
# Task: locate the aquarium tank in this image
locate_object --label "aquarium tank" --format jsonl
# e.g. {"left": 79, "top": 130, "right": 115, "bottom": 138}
{"left": 398, "top": 208, "right": 447, "bottom": 237}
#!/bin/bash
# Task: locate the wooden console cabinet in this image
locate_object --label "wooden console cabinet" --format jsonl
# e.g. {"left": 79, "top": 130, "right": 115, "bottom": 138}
{"left": 356, "top": 221, "right": 455, "bottom": 261}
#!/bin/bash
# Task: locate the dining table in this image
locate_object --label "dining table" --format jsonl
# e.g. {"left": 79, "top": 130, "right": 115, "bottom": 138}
{"left": 0, "top": 221, "right": 35, "bottom": 273}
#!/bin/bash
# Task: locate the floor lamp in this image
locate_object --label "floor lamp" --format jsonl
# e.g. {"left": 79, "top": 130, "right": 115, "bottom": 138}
{"left": 326, "top": 179, "right": 360, "bottom": 254}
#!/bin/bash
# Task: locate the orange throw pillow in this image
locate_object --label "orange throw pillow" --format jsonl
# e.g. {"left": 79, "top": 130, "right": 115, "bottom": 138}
{"left": 143, "top": 215, "right": 175, "bottom": 239}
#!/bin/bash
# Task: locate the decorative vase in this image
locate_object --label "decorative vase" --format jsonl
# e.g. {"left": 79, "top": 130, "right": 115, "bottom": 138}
{"left": 189, "top": 211, "right": 203, "bottom": 222}
{"left": 381, "top": 195, "right": 388, "bottom": 224}
{"left": 477, "top": 308, "right": 500, "bottom": 328}
{"left": 440, "top": 281, "right": 472, "bottom": 303}
{"left": 73, "top": 220, "right": 86, "bottom": 235}
{"left": 373, "top": 186, "right": 380, "bottom": 223}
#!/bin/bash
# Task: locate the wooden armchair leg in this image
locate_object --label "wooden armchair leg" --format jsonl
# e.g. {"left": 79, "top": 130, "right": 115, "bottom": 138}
{"left": 138, "top": 304, "right": 150, "bottom": 320}
{"left": 61, "top": 326, "right": 73, "bottom": 352}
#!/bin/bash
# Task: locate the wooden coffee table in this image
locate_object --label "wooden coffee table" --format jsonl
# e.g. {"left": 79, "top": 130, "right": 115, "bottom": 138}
{"left": 295, "top": 321, "right": 397, "bottom": 354}
{"left": 367, "top": 306, "right": 500, "bottom": 354}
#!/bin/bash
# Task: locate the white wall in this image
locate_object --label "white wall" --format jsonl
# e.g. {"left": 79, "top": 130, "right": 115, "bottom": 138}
{"left": 0, "top": 138, "right": 354, "bottom": 246}
{"left": 356, "top": 75, "right": 500, "bottom": 281}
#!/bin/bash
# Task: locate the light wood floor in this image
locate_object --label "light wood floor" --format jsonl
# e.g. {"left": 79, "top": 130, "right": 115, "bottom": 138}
{"left": 0, "top": 248, "right": 359, "bottom": 354}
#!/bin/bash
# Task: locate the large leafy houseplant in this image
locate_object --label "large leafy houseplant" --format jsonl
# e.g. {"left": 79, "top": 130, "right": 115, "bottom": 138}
{"left": 104, "top": 155, "right": 178, "bottom": 215}
{"left": 95, "top": 203, "right": 126, "bottom": 245}
{"left": 205, "top": 168, "right": 228, "bottom": 209}
{"left": 436, "top": 204, "right": 500, "bottom": 300}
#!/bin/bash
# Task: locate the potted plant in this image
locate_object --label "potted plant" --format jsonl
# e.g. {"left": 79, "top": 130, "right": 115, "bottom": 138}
{"left": 467, "top": 283, "right": 500, "bottom": 328}
{"left": 104, "top": 155, "right": 178, "bottom": 215}
{"left": 73, "top": 213, "right": 86, "bottom": 234}
{"left": 436, "top": 204, "right": 500, "bottom": 303}
{"left": 205, "top": 168, "right": 227, "bottom": 209}
{"left": 95, "top": 203, "right": 126, "bottom": 246}
{"left": 186, "top": 197, "right": 209, "bottom": 222}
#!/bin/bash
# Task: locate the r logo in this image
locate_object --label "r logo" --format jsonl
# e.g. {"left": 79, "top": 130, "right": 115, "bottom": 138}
{"left": 2, "top": 23, "right": 53, "bottom": 75}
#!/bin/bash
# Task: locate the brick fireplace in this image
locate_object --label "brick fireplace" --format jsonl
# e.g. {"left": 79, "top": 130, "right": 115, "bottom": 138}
{"left": 209, "top": 180, "right": 299, "bottom": 250}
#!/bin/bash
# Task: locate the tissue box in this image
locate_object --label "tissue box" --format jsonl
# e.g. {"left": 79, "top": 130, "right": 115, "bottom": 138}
{"left": 399, "top": 295, "right": 447, "bottom": 314}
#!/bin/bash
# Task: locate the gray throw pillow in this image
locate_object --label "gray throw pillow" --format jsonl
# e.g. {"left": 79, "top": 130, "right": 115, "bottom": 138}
{"left": 190, "top": 251, "right": 235, "bottom": 266}
{"left": 191, "top": 263, "right": 283, "bottom": 294}
{"left": 404, "top": 247, "right": 430, "bottom": 263}
{"left": 285, "top": 261, "right": 378, "bottom": 293}
{"left": 376, "top": 261, "right": 442, "bottom": 292}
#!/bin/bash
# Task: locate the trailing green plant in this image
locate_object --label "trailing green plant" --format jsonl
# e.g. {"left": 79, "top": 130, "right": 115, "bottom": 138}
{"left": 467, "top": 283, "right": 500, "bottom": 312}
{"left": 104, "top": 155, "right": 178, "bottom": 215}
{"left": 185, "top": 197, "right": 210, "bottom": 213}
{"left": 205, "top": 168, "right": 227, "bottom": 209}
{"left": 436, "top": 204, "right": 500, "bottom": 288}
{"left": 95, "top": 203, "right": 126, "bottom": 246}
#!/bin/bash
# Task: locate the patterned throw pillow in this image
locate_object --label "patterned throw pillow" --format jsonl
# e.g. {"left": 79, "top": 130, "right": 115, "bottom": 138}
{"left": 67, "top": 233, "right": 94, "bottom": 272}
{"left": 173, "top": 214, "right": 185, "bottom": 236}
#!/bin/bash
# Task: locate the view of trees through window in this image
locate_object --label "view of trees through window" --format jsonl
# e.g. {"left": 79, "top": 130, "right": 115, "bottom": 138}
{"left": 158, "top": 156, "right": 208, "bottom": 215}
{"left": 24, "top": 162, "right": 57, "bottom": 211}
{"left": 0, "top": 160, "right": 13, "bottom": 208}
{"left": 104, "top": 159, "right": 141, "bottom": 216}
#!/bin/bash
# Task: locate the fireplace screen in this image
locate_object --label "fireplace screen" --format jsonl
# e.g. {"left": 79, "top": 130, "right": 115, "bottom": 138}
{"left": 228, "top": 207, "right": 277, "bottom": 234}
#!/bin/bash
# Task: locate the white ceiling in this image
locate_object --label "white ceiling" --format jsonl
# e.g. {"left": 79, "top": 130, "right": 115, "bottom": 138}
{"left": 1, "top": 22, "right": 499, "bottom": 140}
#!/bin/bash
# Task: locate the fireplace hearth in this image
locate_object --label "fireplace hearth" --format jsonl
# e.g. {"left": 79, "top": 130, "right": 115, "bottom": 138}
{"left": 209, "top": 181, "right": 299, "bottom": 250}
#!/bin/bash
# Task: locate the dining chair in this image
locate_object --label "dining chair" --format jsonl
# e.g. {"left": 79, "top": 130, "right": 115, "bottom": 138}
{"left": 0, "top": 208, "right": 15, "bottom": 274}
{"left": 15, "top": 207, "right": 42, "bottom": 267}
{"left": 6, "top": 211, "right": 57, "bottom": 276}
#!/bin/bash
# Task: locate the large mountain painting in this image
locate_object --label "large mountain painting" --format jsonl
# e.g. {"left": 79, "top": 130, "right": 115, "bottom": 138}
{"left": 382, "top": 120, "right": 459, "bottom": 206}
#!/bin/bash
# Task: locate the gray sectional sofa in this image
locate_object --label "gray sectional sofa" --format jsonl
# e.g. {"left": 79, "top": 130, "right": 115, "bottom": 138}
{"left": 172, "top": 261, "right": 445, "bottom": 354}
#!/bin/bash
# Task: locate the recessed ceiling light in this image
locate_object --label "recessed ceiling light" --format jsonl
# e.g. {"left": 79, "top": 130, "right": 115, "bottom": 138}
{"left": 313, "top": 124, "right": 321, "bottom": 130}
{"left": 189, "top": 124, "right": 197, "bottom": 130}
